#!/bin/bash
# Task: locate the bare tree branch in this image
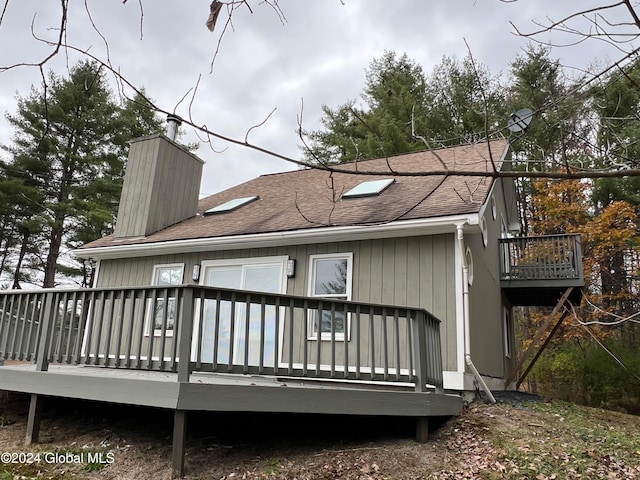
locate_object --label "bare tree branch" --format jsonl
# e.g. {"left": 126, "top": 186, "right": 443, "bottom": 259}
{"left": 0, "top": 0, "right": 10, "bottom": 31}
{"left": 7, "top": 1, "right": 640, "bottom": 186}
{"left": 410, "top": 104, "right": 447, "bottom": 172}
{"left": 245, "top": 108, "right": 277, "bottom": 143}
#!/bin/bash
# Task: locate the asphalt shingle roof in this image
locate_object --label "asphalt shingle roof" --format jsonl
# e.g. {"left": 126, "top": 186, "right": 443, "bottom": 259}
{"left": 82, "top": 139, "right": 508, "bottom": 249}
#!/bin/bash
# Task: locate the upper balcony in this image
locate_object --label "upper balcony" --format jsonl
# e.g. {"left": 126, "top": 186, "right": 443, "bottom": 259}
{"left": 499, "top": 234, "right": 585, "bottom": 307}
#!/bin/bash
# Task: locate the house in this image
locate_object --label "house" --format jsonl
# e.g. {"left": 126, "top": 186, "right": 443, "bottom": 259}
{"left": 0, "top": 129, "right": 585, "bottom": 477}
{"left": 81, "top": 134, "right": 520, "bottom": 390}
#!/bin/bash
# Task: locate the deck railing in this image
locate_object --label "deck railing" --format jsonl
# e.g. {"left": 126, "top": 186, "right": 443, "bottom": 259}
{"left": 499, "top": 234, "right": 583, "bottom": 282}
{"left": 0, "top": 286, "right": 443, "bottom": 391}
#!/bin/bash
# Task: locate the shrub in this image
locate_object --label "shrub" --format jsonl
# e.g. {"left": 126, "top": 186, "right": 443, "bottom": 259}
{"left": 530, "top": 339, "right": 640, "bottom": 413}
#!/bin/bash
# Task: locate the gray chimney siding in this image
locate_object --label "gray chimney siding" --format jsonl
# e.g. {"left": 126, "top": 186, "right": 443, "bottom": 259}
{"left": 114, "top": 134, "right": 204, "bottom": 238}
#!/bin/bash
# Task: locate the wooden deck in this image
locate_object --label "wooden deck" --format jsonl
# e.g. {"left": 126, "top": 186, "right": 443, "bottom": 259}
{"left": 0, "top": 285, "right": 461, "bottom": 478}
{"left": 0, "top": 363, "right": 460, "bottom": 417}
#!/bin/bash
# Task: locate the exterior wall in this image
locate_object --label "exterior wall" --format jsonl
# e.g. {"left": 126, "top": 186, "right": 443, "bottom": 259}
{"left": 95, "top": 234, "right": 459, "bottom": 372}
{"left": 466, "top": 178, "right": 516, "bottom": 380}
{"left": 114, "top": 135, "right": 204, "bottom": 238}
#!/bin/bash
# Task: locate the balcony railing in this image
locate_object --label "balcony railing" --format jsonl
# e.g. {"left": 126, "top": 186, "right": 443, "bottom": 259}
{"left": 499, "top": 234, "right": 584, "bottom": 283}
{"left": 0, "top": 286, "right": 443, "bottom": 391}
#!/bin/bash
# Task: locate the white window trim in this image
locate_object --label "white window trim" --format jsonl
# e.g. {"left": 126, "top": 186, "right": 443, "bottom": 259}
{"left": 91, "top": 259, "right": 101, "bottom": 288}
{"left": 491, "top": 195, "right": 497, "bottom": 219}
{"left": 480, "top": 215, "right": 488, "bottom": 247}
{"left": 307, "top": 252, "right": 353, "bottom": 341}
{"left": 503, "top": 306, "right": 513, "bottom": 358}
{"left": 198, "top": 256, "right": 289, "bottom": 287}
{"left": 145, "top": 263, "right": 185, "bottom": 337}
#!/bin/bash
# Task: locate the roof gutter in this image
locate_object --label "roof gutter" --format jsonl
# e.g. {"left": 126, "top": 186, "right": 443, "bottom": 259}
{"left": 456, "top": 223, "right": 496, "bottom": 403}
{"left": 76, "top": 213, "right": 479, "bottom": 260}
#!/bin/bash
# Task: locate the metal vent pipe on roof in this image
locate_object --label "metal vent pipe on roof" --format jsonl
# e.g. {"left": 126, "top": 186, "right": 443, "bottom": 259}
{"left": 166, "top": 114, "right": 182, "bottom": 141}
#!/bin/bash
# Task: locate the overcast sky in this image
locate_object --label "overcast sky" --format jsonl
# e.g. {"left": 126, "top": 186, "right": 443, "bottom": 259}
{"left": 0, "top": 1, "right": 631, "bottom": 197}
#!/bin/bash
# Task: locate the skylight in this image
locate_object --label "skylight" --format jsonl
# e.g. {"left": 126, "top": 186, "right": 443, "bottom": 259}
{"left": 342, "top": 179, "right": 395, "bottom": 199}
{"left": 204, "top": 196, "right": 259, "bottom": 215}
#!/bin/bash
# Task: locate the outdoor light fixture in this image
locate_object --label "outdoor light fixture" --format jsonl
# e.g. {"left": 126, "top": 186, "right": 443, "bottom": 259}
{"left": 286, "top": 259, "right": 296, "bottom": 278}
{"left": 192, "top": 264, "right": 201, "bottom": 282}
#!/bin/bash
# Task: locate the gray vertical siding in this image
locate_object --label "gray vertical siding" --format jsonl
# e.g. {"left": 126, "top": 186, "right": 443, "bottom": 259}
{"left": 467, "top": 179, "right": 516, "bottom": 379}
{"left": 113, "top": 139, "right": 158, "bottom": 237}
{"left": 96, "top": 234, "right": 459, "bottom": 372}
{"left": 114, "top": 135, "right": 203, "bottom": 238}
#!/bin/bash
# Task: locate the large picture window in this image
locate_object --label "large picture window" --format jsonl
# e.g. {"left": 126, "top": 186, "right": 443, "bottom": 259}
{"left": 308, "top": 253, "right": 353, "bottom": 340}
{"left": 147, "top": 263, "right": 184, "bottom": 336}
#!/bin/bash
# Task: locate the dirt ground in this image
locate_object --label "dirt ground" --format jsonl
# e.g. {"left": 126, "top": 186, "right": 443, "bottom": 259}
{"left": 0, "top": 392, "right": 639, "bottom": 479}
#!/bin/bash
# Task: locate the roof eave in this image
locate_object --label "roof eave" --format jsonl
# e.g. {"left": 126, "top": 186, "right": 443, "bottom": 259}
{"left": 75, "top": 213, "right": 480, "bottom": 260}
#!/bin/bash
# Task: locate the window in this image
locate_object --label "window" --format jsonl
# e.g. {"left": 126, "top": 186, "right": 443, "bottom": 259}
{"left": 147, "top": 263, "right": 184, "bottom": 336}
{"left": 308, "top": 253, "right": 353, "bottom": 340}
{"left": 480, "top": 215, "right": 488, "bottom": 247}
{"left": 465, "top": 247, "right": 474, "bottom": 286}
{"left": 197, "top": 256, "right": 288, "bottom": 366}
{"left": 342, "top": 179, "right": 394, "bottom": 199}
{"left": 503, "top": 306, "right": 513, "bottom": 358}
{"left": 204, "top": 196, "right": 259, "bottom": 215}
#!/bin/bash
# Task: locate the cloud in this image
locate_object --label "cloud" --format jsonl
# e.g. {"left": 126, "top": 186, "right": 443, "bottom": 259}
{"left": 0, "top": 0, "right": 630, "bottom": 196}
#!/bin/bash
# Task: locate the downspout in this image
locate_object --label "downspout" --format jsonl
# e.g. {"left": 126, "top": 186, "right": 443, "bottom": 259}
{"left": 456, "top": 224, "right": 496, "bottom": 403}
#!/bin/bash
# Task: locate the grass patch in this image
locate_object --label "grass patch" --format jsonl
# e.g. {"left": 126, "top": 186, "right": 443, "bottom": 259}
{"left": 480, "top": 400, "right": 640, "bottom": 479}
{"left": 262, "top": 457, "right": 281, "bottom": 475}
{"left": 0, "top": 417, "right": 14, "bottom": 427}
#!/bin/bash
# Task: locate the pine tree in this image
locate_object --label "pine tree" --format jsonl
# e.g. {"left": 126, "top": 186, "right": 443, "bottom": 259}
{"left": 302, "top": 51, "right": 506, "bottom": 165}
{"left": 2, "top": 62, "right": 164, "bottom": 287}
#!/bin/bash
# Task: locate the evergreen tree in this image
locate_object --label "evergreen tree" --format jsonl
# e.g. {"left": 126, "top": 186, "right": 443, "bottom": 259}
{"left": 506, "top": 46, "right": 590, "bottom": 234}
{"left": 593, "top": 59, "right": 640, "bottom": 210}
{"left": 423, "top": 54, "right": 506, "bottom": 145}
{"left": 2, "top": 62, "right": 164, "bottom": 288}
{"left": 302, "top": 51, "right": 506, "bottom": 165}
{"left": 590, "top": 60, "right": 640, "bottom": 323}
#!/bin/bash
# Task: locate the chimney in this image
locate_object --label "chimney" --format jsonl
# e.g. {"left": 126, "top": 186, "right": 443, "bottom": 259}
{"left": 113, "top": 118, "right": 204, "bottom": 238}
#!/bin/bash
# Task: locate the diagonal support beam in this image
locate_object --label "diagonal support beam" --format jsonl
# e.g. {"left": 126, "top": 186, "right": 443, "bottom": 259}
{"left": 516, "top": 309, "right": 569, "bottom": 389}
{"left": 504, "top": 287, "right": 574, "bottom": 389}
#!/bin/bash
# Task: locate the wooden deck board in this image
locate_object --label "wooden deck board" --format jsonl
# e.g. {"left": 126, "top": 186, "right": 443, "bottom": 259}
{"left": 0, "top": 364, "right": 462, "bottom": 417}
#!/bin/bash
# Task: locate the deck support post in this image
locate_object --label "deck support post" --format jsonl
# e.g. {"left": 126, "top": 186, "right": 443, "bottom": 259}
{"left": 505, "top": 287, "right": 574, "bottom": 389}
{"left": 171, "top": 409, "right": 188, "bottom": 479}
{"left": 25, "top": 394, "right": 43, "bottom": 445}
{"left": 517, "top": 310, "right": 569, "bottom": 389}
{"left": 415, "top": 417, "right": 429, "bottom": 443}
{"left": 25, "top": 292, "right": 56, "bottom": 446}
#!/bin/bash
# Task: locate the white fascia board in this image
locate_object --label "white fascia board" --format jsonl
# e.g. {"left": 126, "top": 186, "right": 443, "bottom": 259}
{"left": 75, "top": 213, "right": 480, "bottom": 260}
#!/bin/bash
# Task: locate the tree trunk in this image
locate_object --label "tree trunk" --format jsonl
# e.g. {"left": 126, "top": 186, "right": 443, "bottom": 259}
{"left": 0, "top": 222, "right": 17, "bottom": 277}
{"left": 43, "top": 223, "right": 64, "bottom": 288}
{"left": 80, "top": 260, "right": 96, "bottom": 288}
{"left": 12, "top": 231, "right": 30, "bottom": 290}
